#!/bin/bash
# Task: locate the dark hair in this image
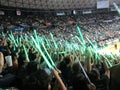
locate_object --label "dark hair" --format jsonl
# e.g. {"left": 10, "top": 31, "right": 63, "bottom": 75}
{"left": 22, "top": 69, "right": 51, "bottom": 90}
{"left": 72, "top": 62, "right": 81, "bottom": 73}
{"left": 63, "top": 55, "right": 71, "bottom": 64}
{"left": 26, "top": 61, "right": 40, "bottom": 74}
{"left": 90, "top": 68, "right": 100, "bottom": 80}
{"left": 18, "top": 54, "right": 26, "bottom": 67}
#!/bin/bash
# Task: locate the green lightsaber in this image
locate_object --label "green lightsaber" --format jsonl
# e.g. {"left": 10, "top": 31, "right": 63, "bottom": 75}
{"left": 42, "top": 35, "right": 51, "bottom": 48}
{"left": 75, "top": 36, "right": 85, "bottom": 49}
{"left": 2, "top": 32, "right": 5, "bottom": 36}
{"left": 73, "top": 46, "right": 91, "bottom": 84}
{"left": 34, "top": 30, "right": 39, "bottom": 44}
{"left": 19, "top": 37, "right": 22, "bottom": 45}
{"left": 50, "top": 33, "right": 58, "bottom": 49}
{"left": 85, "top": 36, "right": 102, "bottom": 61}
{"left": 23, "top": 45, "right": 30, "bottom": 62}
{"left": 24, "top": 34, "right": 28, "bottom": 41}
{"left": 113, "top": 3, "right": 120, "bottom": 15}
{"left": 75, "top": 36, "right": 82, "bottom": 44}
{"left": 35, "top": 32, "right": 56, "bottom": 68}
{"left": 86, "top": 47, "right": 93, "bottom": 57}
{"left": 86, "top": 36, "right": 96, "bottom": 50}
{"left": 103, "top": 55, "right": 112, "bottom": 67}
{"left": 110, "top": 53, "right": 116, "bottom": 60}
{"left": 77, "top": 26, "right": 86, "bottom": 46}
{"left": 8, "top": 33, "right": 17, "bottom": 47}
{"left": 31, "top": 36, "right": 53, "bottom": 69}
{"left": 38, "top": 37, "right": 56, "bottom": 68}
{"left": 16, "top": 36, "right": 19, "bottom": 45}
{"left": 65, "top": 41, "right": 72, "bottom": 52}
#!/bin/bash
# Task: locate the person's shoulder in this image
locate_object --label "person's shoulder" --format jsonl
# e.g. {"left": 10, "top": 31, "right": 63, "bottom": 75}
{"left": 110, "top": 64, "right": 120, "bottom": 72}
{"left": 100, "top": 75, "right": 109, "bottom": 83}
{"left": 110, "top": 64, "right": 120, "bottom": 81}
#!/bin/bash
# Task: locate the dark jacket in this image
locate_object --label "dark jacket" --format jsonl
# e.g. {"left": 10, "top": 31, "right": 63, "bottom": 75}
{"left": 110, "top": 64, "right": 120, "bottom": 90}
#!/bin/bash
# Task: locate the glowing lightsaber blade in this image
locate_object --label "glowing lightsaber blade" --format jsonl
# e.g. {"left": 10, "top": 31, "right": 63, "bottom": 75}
{"left": 31, "top": 36, "right": 53, "bottom": 69}
{"left": 103, "top": 55, "right": 112, "bottom": 67}
{"left": 8, "top": 33, "right": 17, "bottom": 47}
{"left": 23, "top": 45, "right": 30, "bottom": 62}
{"left": 39, "top": 38, "right": 56, "bottom": 68}
{"left": 73, "top": 48, "right": 91, "bottom": 84}
{"left": 50, "top": 33, "right": 58, "bottom": 49}
{"left": 37, "top": 35, "right": 58, "bottom": 69}
{"left": 77, "top": 26, "right": 86, "bottom": 46}
{"left": 42, "top": 35, "right": 51, "bottom": 48}
{"left": 2, "top": 32, "right": 4, "bottom": 36}
{"left": 113, "top": 3, "right": 120, "bottom": 15}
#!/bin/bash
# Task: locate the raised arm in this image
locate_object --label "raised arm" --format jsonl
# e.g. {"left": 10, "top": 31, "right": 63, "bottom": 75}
{"left": 0, "top": 52, "right": 4, "bottom": 73}
{"left": 53, "top": 69, "right": 67, "bottom": 90}
{"left": 102, "top": 57, "right": 110, "bottom": 78}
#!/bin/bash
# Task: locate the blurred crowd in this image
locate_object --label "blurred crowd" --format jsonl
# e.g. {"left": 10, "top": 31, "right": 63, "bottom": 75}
{"left": 0, "top": 12, "right": 120, "bottom": 90}
{"left": 0, "top": 12, "right": 120, "bottom": 47}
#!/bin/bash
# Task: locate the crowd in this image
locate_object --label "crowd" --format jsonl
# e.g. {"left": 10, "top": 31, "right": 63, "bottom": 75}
{"left": 0, "top": 31, "right": 112, "bottom": 90}
{"left": 0, "top": 12, "right": 120, "bottom": 90}
{"left": 0, "top": 12, "right": 120, "bottom": 47}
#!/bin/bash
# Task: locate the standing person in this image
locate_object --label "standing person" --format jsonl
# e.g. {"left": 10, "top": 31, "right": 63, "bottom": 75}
{"left": 110, "top": 64, "right": 120, "bottom": 90}
{"left": 59, "top": 55, "right": 74, "bottom": 87}
{"left": 0, "top": 52, "right": 16, "bottom": 88}
{"left": 72, "top": 62, "right": 96, "bottom": 90}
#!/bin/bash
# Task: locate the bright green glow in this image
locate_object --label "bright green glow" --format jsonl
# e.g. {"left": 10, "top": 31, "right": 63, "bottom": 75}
{"left": 16, "top": 36, "right": 19, "bottom": 45}
{"left": 65, "top": 41, "right": 72, "bottom": 52}
{"left": 58, "top": 51, "right": 66, "bottom": 54}
{"left": 42, "top": 35, "right": 51, "bottom": 48}
{"left": 113, "top": 3, "right": 120, "bottom": 15}
{"left": 31, "top": 36, "right": 53, "bottom": 69}
{"left": 6, "top": 28, "right": 116, "bottom": 68}
{"left": 2, "top": 32, "right": 4, "bottom": 36}
{"left": 77, "top": 26, "right": 86, "bottom": 46}
{"left": 19, "top": 37, "right": 21, "bottom": 45}
{"left": 75, "top": 36, "right": 84, "bottom": 46}
{"left": 85, "top": 36, "right": 102, "bottom": 61}
{"left": 40, "top": 39, "right": 56, "bottom": 67}
{"left": 103, "top": 55, "right": 112, "bottom": 67}
{"left": 34, "top": 30, "right": 39, "bottom": 44}
{"left": 110, "top": 53, "right": 116, "bottom": 60}
{"left": 24, "top": 34, "right": 28, "bottom": 41}
{"left": 50, "top": 33, "right": 58, "bottom": 49}
{"left": 75, "top": 36, "right": 85, "bottom": 51}
{"left": 86, "top": 36, "right": 95, "bottom": 49}
{"left": 33, "top": 31, "right": 56, "bottom": 67}
{"left": 73, "top": 47, "right": 91, "bottom": 83}
{"left": 23, "top": 45, "right": 30, "bottom": 62}
{"left": 9, "top": 32, "right": 17, "bottom": 47}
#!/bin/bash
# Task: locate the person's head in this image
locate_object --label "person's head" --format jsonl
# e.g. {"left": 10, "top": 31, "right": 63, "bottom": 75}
{"left": 72, "top": 62, "right": 81, "bottom": 73}
{"left": 37, "top": 69, "right": 52, "bottom": 90}
{"left": 23, "top": 67, "right": 52, "bottom": 90}
{"left": 90, "top": 68, "right": 100, "bottom": 80}
{"left": 18, "top": 54, "right": 27, "bottom": 67}
{"left": 63, "top": 54, "right": 74, "bottom": 66}
{"left": 72, "top": 64, "right": 89, "bottom": 90}
{"left": 26, "top": 61, "right": 40, "bottom": 74}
